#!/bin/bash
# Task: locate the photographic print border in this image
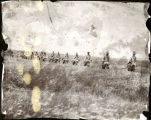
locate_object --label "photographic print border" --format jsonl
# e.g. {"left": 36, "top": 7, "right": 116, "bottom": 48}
{"left": 0, "top": 0, "right": 150, "bottom": 120}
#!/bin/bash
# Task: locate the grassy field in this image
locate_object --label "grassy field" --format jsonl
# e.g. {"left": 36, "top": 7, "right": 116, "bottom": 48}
{"left": 2, "top": 55, "right": 150, "bottom": 119}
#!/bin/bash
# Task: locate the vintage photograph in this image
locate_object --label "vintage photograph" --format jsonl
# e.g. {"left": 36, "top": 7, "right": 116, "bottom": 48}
{"left": 1, "top": 1, "right": 150, "bottom": 119}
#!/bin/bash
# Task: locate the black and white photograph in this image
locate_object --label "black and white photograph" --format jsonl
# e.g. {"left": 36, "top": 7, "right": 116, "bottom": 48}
{"left": 1, "top": 1, "right": 150, "bottom": 119}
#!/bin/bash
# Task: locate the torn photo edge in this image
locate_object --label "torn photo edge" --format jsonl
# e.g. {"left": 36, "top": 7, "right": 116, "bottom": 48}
{"left": 0, "top": 0, "right": 150, "bottom": 120}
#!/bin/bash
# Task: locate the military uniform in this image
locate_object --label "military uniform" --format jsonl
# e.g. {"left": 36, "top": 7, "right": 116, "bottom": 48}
{"left": 63, "top": 53, "right": 69, "bottom": 64}
{"left": 54, "top": 52, "right": 61, "bottom": 63}
{"left": 130, "top": 55, "right": 136, "bottom": 66}
{"left": 56, "top": 52, "right": 60, "bottom": 59}
{"left": 43, "top": 52, "right": 47, "bottom": 61}
{"left": 103, "top": 54, "right": 109, "bottom": 64}
{"left": 72, "top": 53, "right": 80, "bottom": 65}
{"left": 65, "top": 53, "right": 69, "bottom": 59}
{"left": 74, "top": 54, "right": 79, "bottom": 61}
{"left": 127, "top": 52, "right": 136, "bottom": 71}
{"left": 50, "top": 51, "right": 55, "bottom": 62}
{"left": 102, "top": 52, "right": 110, "bottom": 69}
{"left": 85, "top": 54, "right": 91, "bottom": 61}
{"left": 84, "top": 52, "right": 92, "bottom": 66}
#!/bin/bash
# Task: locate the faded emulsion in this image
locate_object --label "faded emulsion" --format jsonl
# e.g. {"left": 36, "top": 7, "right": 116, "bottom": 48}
{"left": 0, "top": 1, "right": 8, "bottom": 120}
{"left": 0, "top": 0, "right": 151, "bottom": 120}
{"left": 143, "top": 1, "right": 151, "bottom": 120}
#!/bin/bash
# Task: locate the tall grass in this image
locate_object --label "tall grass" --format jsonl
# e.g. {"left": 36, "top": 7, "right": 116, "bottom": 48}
{"left": 2, "top": 57, "right": 149, "bottom": 119}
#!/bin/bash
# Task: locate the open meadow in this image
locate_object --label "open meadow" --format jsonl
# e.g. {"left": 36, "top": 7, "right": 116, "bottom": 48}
{"left": 2, "top": 54, "right": 150, "bottom": 120}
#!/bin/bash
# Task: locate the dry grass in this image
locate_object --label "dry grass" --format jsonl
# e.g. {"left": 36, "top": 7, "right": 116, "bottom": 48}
{"left": 2, "top": 56, "right": 150, "bottom": 119}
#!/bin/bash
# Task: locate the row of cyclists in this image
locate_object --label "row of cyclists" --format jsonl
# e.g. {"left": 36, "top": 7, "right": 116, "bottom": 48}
{"left": 49, "top": 51, "right": 92, "bottom": 67}
{"left": 34, "top": 51, "right": 136, "bottom": 71}
{"left": 9, "top": 49, "right": 136, "bottom": 70}
{"left": 49, "top": 51, "right": 136, "bottom": 71}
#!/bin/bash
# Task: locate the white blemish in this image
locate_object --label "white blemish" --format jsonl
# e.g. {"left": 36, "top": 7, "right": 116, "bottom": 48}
{"left": 3, "top": 110, "right": 7, "bottom": 115}
{"left": 140, "top": 113, "right": 147, "bottom": 120}
{"left": 148, "top": 32, "right": 150, "bottom": 54}
{"left": 1, "top": 64, "right": 5, "bottom": 114}
{"left": 2, "top": 33, "right": 8, "bottom": 40}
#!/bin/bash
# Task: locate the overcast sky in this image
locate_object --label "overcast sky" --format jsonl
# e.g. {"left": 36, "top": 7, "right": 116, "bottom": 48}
{"left": 2, "top": 1, "right": 149, "bottom": 60}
